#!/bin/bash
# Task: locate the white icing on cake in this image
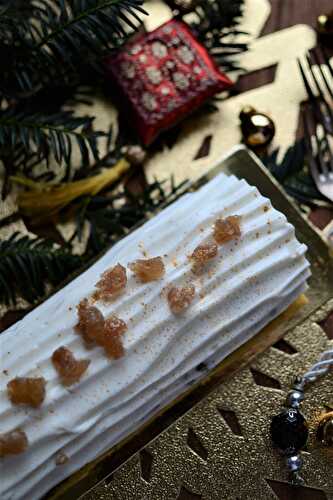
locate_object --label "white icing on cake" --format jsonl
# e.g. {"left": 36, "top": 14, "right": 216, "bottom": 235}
{"left": 0, "top": 173, "right": 310, "bottom": 500}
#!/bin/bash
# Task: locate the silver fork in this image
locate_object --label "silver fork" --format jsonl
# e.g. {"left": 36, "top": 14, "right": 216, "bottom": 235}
{"left": 298, "top": 47, "right": 333, "bottom": 135}
{"left": 302, "top": 104, "right": 333, "bottom": 202}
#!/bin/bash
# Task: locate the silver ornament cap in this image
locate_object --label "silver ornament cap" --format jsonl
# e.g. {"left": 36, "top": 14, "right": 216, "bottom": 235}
{"left": 286, "top": 390, "right": 304, "bottom": 408}
{"left": 286, "top": 454, "right": 303, "bottom": 472}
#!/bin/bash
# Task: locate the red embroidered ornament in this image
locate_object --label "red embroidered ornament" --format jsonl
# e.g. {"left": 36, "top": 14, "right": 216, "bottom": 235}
{"left": 105, "top": 19, "right": 232, "bottom": 146}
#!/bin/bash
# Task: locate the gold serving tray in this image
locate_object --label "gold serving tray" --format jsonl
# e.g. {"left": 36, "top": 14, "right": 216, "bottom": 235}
{"left": 46, "top": 146, "right": 332, "bottom": 499}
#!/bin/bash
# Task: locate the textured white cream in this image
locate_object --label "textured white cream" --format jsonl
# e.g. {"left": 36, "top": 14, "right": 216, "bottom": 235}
{"left": 0, "top": 173, "right": 310, "bottom": 500}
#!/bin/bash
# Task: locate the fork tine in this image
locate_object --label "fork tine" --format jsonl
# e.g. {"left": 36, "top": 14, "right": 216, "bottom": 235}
{"left": 302, "top": 106, "right": 321, "bottom": 180}
{"left": 315, "top": 133, "right": 329, "bottom": 177}
{"left": 311, "top": 106, "right": 328, "bottom": 175}
{"left": 302, "top": 108, "right": 313, "bottom": 157}
{"left": 303, "top": 104, "right": 333, "bottom": 179}
{"left": 298, "top": 58, "right": 316, "bottom": 100}
{"left": 309, "top": 106, "right": 330, "bottom": 177}
{"left": 321, "top": 45, "right": 333, "bottom": 80}
{"left": 313, "top": 107, "right": 333, "bottom": 175}
{"left": 306, "top": 53, "right": 326, "bottom": 99}
{"left": 305, "top": 53, "right": 333, "bottom": 131}
{"left": 298, "top": 58, "right": 332, "bottom": 134}
{"left": 311, "top": 48, "right": 333, "bottom": 100}
{"left": 303, "top": 104, "right": 333, "bottom": 202}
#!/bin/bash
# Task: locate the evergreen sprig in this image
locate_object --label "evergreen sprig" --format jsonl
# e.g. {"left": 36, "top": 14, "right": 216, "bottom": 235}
{"left": 190, "top": 0, "right": 247, "bottom": 72}
{"left": 0, "top": 108, "right": 104, "bottom": 166}
{"left": 0, "top": 0, "right": 248, "bottom": 309}
{"left": 0, "top": 232, "right": 81, "bottom": 305}
{"left": 0, "top": 0, "right": 146, "bottom": 96}
{"left": 263, "top": 139, "right": 329, "bottom": 206}
{"left": 0, "top": 0, "right": 145, "bottom": 190}
{"left": 74, "top": 176, "right": 188, "bottom": 254}
{"left": 0, "top": 176, "right": 187, "bottom": 306}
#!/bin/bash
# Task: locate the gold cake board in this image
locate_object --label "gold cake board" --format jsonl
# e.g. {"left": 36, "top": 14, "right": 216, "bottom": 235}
{"left": 50, "top": 295, "right": 308, "bottom": 499}
{"left": 82, "top": 297, "right": 333, "bottom": 500}
{"left": 47, "top": 148, "right": 333, "bottom": 499}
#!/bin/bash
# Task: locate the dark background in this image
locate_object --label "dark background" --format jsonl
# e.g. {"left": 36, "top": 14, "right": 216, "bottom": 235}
{"left": 264, "top": 0, "right": 332, "bottom": 33}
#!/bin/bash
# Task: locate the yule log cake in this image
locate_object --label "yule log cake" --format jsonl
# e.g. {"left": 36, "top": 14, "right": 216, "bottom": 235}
{"left": 0, "top": 172, "right": 310, "bottom": 500}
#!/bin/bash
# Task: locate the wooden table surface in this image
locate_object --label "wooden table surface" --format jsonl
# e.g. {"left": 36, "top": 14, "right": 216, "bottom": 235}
{"left": 237, "top": 0, "right": 333, "bottom": 92}
{"left": 263, "top": 0, "right": 332, "bottom": 33}
{"left": 241, "top": 4, "right": 333, "bottom": 498}
{"left": 256, "top": 0, "right": 333, "bottom": 343}
{"left": 236, "top": 0, "right": 333, "bottom": 235}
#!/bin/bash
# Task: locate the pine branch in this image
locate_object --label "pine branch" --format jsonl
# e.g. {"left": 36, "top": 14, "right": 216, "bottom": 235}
{"left": 192, "top": 0, "right": 245, "bottom": 33}
{"left": 0, "top": 0, "right": 146, "bottom": 96}
{"left": 0, "top": 233, "right": 80, "bottom": 305}
{"left": 0, "top": 176, "right": 187, "bottom": 305}
{"left": 36, "top": 0, "right": 145, "bottom": 49}
{"left": 0, "top": 108, "right": 105, "bottom": 174}
{"left": 77, "top": 176, "right": 188, "bottom": 254}
{"left": 190, "top": 0, "right": 247, "bottom": 72}
{"left": 263, "top": 140, "right": 329, "bottom": 206}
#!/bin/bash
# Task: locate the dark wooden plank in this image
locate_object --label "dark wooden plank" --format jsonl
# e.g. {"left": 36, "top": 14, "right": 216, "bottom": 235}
{"left": 236, "top": 1, "right": 333, "bottom": 235}
{"left": 263, "top": 0, "right": 333, "bottom": 35}
{"left": 236, "top": 0, "right": 333, "bottom": 94}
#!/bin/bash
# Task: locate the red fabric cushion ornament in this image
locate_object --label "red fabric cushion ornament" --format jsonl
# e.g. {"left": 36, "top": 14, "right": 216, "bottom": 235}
{"left": 105, "top": 19, "right": 233, "bottom": 146}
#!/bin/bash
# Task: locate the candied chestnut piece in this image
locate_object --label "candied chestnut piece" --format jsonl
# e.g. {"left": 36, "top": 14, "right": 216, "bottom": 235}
{"left": 103, "top": 335, "right": 124, "bottom": 360}
{"left": 104, "top": 315, "right": 127, "bottom": 337}
{"left": 99, "top": 315, "right": 127, "bottom": 359}
{"left": 7, "top": 377, "right": 46, "bottom": 408}
{"left": 129, "top": 257, "right": 165, "bottom": 283}
{"left": 167, "top": 285, "right": 195, "bottom": 314}
{"left": 0, "top": 429, "right": 28, "bottom": 457}
{"left": 75, "top": 299, "right": 105, "bottom": 345}
{"left": 95, "top": 264, "right": 127, "bottom": 301}
{"left": 190, "top": 242, "right": 218, "bottom": 273}
{"left": 52, "top": 347, "right": 90, "bottom": 386}
{"left": 213, "top": 216, "right": 241, "bottom": 244}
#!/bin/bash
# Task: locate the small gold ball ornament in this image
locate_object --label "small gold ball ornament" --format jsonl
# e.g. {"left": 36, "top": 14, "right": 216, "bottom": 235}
{"left": 239, "top": 106, "right": 275, "bottom": 150}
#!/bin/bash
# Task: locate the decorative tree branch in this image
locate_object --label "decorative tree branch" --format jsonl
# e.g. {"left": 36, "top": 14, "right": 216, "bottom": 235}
{"left": 190, "top": 0, "right": 247, "bottom": 71}
{"left": 0, "top": 0, "right": 146, "bottom": 96}
{"left": 0, "top": 109, "right": 104, "bottom": 166}
{"left": 0, "top": 233, "right": 80, "bottom": 305}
